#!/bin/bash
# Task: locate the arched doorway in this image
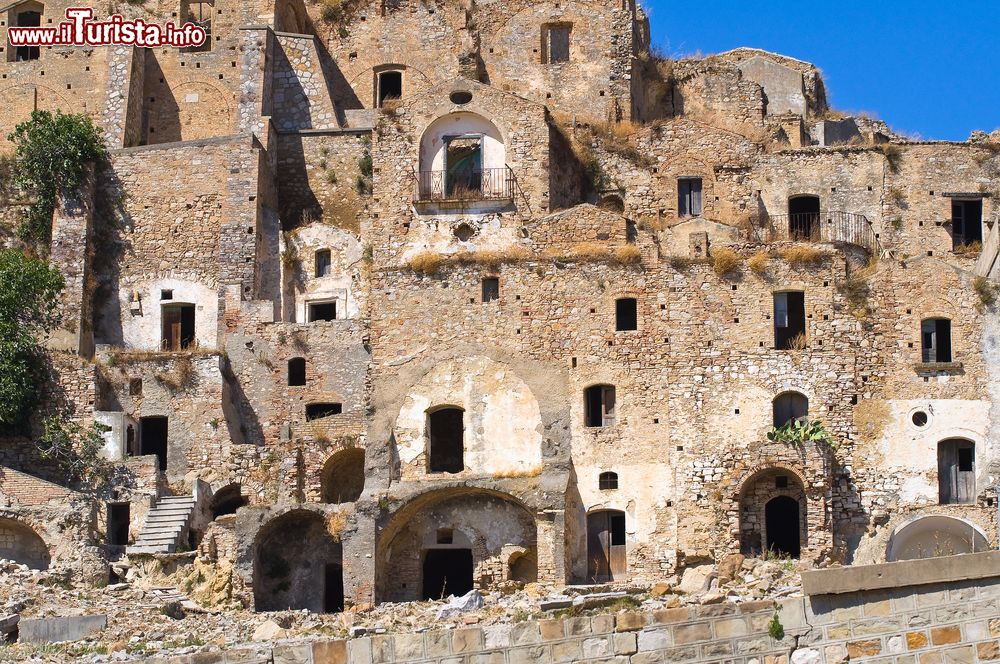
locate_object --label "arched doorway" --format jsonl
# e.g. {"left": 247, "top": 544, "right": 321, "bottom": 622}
{"left": 587, "top": 510, "right": 626, "bottom": 582}
{"left": 739, "top": 467, "right": 807, "bottom": 558}
{"left": 253, "top": 510, "right": 343, "bottom": 612}
{"left": 765, "top": 496, "right": 801, "bottom": 557}
{"left": 320, "top": 448, "right": 365, "bottom": 504}
{"left": 788, "top": 195, "right": 820, "bottom": 241}
{"left": 0, "top": 518, "right": 49, "bottom": 570}
{"left": 377, "top": 489, "right": 536, "bottom": 602}
{"left": 210, "top": 484, "right": 248, "bottom": 519}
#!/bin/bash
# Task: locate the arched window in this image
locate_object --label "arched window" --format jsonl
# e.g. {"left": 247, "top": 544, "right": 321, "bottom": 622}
{"left": 376, "top": 70, "right": 403, "bottom": 107}
{"left": 288, "top": 357, "right": 306, "bottom": 386}
{"left": 773, "top": 392, "right": 808, "bottom": 427}
{"left": 211, "top": 484, "right": 248, "bottom": 519}
{"left": 321, "top": 448, "right": 365, "bottom": 504}
{"left": 428, "top": 407, "right": 464, "bottom": 473}
{"left": 938, "top": 439, "right": 975, "bottom": 504}
{"left": 584, "top": 385, "right": 616, "bottom": 427}
{"left": 599, "top": 471, "right": 618, "bottom": 490}
{"left": 921, "top": 318, "right": 952, "bottom": 363}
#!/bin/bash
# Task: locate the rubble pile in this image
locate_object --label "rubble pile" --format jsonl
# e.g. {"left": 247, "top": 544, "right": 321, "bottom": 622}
{"left": 0, "top": 554, "right": 802, "bottom": 662}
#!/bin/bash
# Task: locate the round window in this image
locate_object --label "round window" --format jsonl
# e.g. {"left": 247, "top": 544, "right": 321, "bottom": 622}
{"left": 454, "top": 223, "right": 474, "bottom": 241}
{"left": 911, "top": 411, "right": 929, "bottom": 428}
{"left": 449, "top": 90, "right": 473, "bottom": 105}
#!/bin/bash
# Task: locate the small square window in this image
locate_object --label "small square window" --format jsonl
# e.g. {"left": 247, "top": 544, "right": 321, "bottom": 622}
{"left": 161, "top": 289, "right": 173, "bottom": 300}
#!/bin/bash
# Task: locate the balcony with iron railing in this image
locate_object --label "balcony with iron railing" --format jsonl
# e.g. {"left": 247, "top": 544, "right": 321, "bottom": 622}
{"left": 412, "top": 166, "right": 515, "bottom": 204}
{"left": 755, "top": 211, "right": 880, "bottom": 255}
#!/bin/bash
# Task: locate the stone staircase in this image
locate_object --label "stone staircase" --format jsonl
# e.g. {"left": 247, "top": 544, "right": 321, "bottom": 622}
{"left": 126, "top": 495, "right": 196, "bottom": 555}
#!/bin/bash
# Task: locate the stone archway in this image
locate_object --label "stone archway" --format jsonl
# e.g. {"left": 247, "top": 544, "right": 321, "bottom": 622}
{"left": 0, "top": 517, "right": 50, "bottom": 570}
{"left": 377, "top": 489, "right": 537, "bottom": 603}
{"left": 253, "top": 509, "right": 343, "bottom": 612}
{"left": 738, "top": 467, "right": 807, "bottom": 558}
{"left": 320, "top": 448, "right": 365, "bottom": 504}
{"left": 887, "top": 515, "right": 990, "bottom": 561}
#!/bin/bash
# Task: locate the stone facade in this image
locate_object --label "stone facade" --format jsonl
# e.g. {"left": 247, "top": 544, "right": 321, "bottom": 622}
{"left": 0, "top": 0, "right": 998, "bottom": 620}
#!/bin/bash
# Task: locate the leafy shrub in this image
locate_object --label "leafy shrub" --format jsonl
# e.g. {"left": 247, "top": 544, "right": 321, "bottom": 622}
{"left": 767, "top": 613, "right": 784, "bottom": 640}
{"left": 36, "top": 417, "right": 113, "bottom": 488}
{"left": 0, "top": 249, "right": 64, "bottom": 426}
{"left": 8, "top": 110, "right": 107, "bottom": 246}
{"left": 767, "top": 418, "right": 835, "bottom": 449}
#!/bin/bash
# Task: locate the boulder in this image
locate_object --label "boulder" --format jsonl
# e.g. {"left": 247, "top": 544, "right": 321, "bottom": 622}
{"left": 678, "top": 564, "right": 715, "bottom": 594}
{"left": 252, "top": 619, "right": 287, "bottom": 641}
{"left": 717, "top": 553, "right": 745, "bottom": 583}
{"left": 436, "top": 589, "right": 485, "bottom": 619}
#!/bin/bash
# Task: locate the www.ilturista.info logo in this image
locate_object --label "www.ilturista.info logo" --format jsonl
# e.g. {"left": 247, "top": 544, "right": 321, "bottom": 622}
{"left": 8, "top": 7, "right": 206, "bottom": 48}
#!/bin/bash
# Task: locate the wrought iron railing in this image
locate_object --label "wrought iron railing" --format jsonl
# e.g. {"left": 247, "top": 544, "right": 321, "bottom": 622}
{"left": 413, "top": 166, "right": 514, "bottom": 202}
{"left": 759, "top": 211, "right": 879, "bottom": 254}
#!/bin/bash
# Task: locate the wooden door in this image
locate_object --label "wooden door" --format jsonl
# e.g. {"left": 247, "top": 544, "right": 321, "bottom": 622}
{"left": 162, "top": 306, "right": 181, "bottom": 351}
{"left": 587, "top": 511, "right": 626, "bottom": 582}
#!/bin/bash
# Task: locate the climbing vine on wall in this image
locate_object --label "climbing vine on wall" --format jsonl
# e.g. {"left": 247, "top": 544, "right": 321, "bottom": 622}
{"left": 8, "top": 110, "right": 107, "bottom": 248}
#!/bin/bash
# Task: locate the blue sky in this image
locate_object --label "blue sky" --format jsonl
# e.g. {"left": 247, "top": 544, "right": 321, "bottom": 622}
{"left": 643, "top": 1, "right": 999, "bottom": 141}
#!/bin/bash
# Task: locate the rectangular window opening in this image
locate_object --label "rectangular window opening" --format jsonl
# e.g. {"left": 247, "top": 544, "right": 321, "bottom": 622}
{"left": 921, "top": 319, "right": 952, "bottom": 363}
{"left": 308, "top": 301, "right": 337, "bottom": 322}
{"left": 774, "top": 292, "right": 806, "bottom": 350}
{"left": 615, "top": 298, "right": 637, "bottom": 331}
{"left": 542, "top": 23, "right": 571, "bottom": 64}
{"left": 951, "top": 199, "right": 983, "bottom": 250}
{"left": 315, "top": 249, "right": 332, "bottom": 278}
{"left": 377, "top": 70, "right": 402, "bottom": 107}
{"left": 678, "top": 178, "right": 703, "bottom": 217}
{"left": 482, "top": 277, "right": 499, "bottom": 303}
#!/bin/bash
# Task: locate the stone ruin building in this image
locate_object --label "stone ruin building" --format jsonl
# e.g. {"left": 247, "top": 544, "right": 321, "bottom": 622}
{"left": 0, "top": 0, "right": 999, "bottom": 615}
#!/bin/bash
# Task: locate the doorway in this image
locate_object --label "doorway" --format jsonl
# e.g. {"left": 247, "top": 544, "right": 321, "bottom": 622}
{"left": 444, "top": 135, "right": 482, "bottom": 198}
{"left": 587, "top": 510, "right": 626, "bottom": 582}
{"left": 788, "top": 196, "right": 820, "bottom": 241}
{"left": 140, "top": 416, "right": 168, "bottom": 471}
{"left": 324, "top": 563, "right": 344, "bottom": 612}
{"left": 162, "top": 304, "right": 195, "bottom": 350}
{"left": 422, "top": 549, "right": 473, "bottom": 599}
{"left": 765, "top": 496, "right": 801, "bottom": 558}
{"left": 107, "top": 503, "right": 130, "bottom": 546}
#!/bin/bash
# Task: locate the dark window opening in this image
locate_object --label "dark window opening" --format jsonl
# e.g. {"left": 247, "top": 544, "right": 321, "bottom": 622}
{"left": 324, "top": 563, "right": 344, "bottom": 613}
{"left": 377, "top": 70, "right": 402, "bottom": 107}
{"left": 939, "top": 439, "right": 975, "bottom": 504}
{"left": 14, "top": 10, "right": 41, "bottom": 61}
{"left": 587, "top": 510, "right": 626, "bottom": 582}
{"left": 585, "top": 385, "right": 616, "bottom": 427}
{"left": 288, "top": 357, "right": 306, "bottom": 386}
{"left": 542, "top": 23, "right": 571, "bottom": 64}
{"left": 160, "top": 289, "right": 173, "bottom": 300}
{"left": 107, "top": 503, "right": 130, "bottom": 546}
{"left": 599, "top": 471, "right": 618, "bottom": 490}
{"left": 912, "top": 411, "right": 929, "bottom": 427}
{"left": 428, "top": 407, "right": 464, "bottom": 473}
{"left": 128, "top": 378, "right": 142, "bottom": 396}
{"left": 210, "top": 485, "right": 247, "bottom": 519}
{"left": 774, "top": 291, "right": 805, "bottom": 350}
{"left": 788, "top": 195, "right": 821, "bottom": 240}
{"left": 921, "top": 318, "right": 952, "bottom": 363}
{"left": 773, "top": 392, "right": 808, "bottom": 427}
{"left": 678, "top": 178, "right": 703, "bottom": 217}
{"left": 140, "top": 416, "right": 168, "bottom": 471}
{"left": 162, "top": 304, "right": 195, "bottom": 350}
{"left": 616, "top": 298, "right": 637, "bottom": 331}
{"left": 765, "top": 496, "right": 800, "bottom": 558}
{"left": 482, "top": 277, "right": 500, "bottom": 303}
{"left": 309, "top": 301, "right": 337, "bottom": 322}
{"left": 952, "top": 199, "right": 983, "bottom": 250}
{"left": 422, "top": 549, "right": 473, "bottom": 600}
{"left": 315, "top": 249, "right": 331, "bottom": 277}
{"left": 125, "top": 425, "right": 137, "bottom": 458}
{"left": 306, "top": 403, "right": 342, "bottom": 421}
{"left": 181, "top": 0, "right": 212, "bottom": 52}
{"left": 775, "top": 475, "right": 789, "bottom": 489}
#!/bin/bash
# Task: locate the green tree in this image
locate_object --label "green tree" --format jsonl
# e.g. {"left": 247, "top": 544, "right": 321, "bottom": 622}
{"left": 0, "top": 248, "right": 64, "bottom": 426}
{"left": 37, "top": 416, "right": 113, "bottom": 489}
{"left": 8, "top": 110, "right": 107, "bottom": 245}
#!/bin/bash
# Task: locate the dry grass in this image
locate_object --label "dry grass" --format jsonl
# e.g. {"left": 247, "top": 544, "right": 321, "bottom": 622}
{"left": 326, "top": 512, "right": 347, "bottom": 540}
{"left": 779, "top": 245, "right": 827, "bottom": 268}
{"left": 614, "top": 245, "right": 642, "bottom": 265}
{"left": 878, "top": 144, "right": 904, "bottom": 173}
{"left": 711, "top": 247, "right": 741, "bottom": 277}
{"left": 491, "top": 465, "right": 543, "bottom": 479}
{"left": 887, "top": 187, "right": 906, "bottom": 206}
{"left": 747, "top": 250, "right": 770, "bottom": 276}
{"left": 954, "top": 241, "right": 983, "bottom": 256}
{"left": 588, "top": 121, "right": 655, "bottom": 168}
{"left": 974, "top": 276, "right": 998, "bottom": 309}
{"left": 669, "top": 256, "right": 711, "bottom": 271}
{"left": 156, "top": 355, "right": 195, "bottom": 391}
{"left": 853, "top": 399, "right": 890, "bottom": 444}
{"left": 107, "top": 347, "right": 217, "bottom": 365}
{"left": 405, "top": 247, "right": 534, "bottom": 274}
{"left": 405, "top": 251, "right": 445, "bottom": 275}
{"left": 787, "top": 332, "right": 808, "bottom": 351}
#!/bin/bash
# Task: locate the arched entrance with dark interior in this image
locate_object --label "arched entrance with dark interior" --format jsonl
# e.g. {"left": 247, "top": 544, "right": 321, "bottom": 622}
{"left": 253, "top": 510, "right": 343, "bottom": 612}
{"left": 0, "top": 518, "right": 49, "bottom": 570}
{"left": 739, "top": 467, "right": 806, "bottom": 559}
{"left": 377, "top": 489, "right": 537, "bottom": 603}
{"left": 321, "top": 448, "right": 366, "bottom": 504}
{"left": 211, "top": 484, "right": 248, "bottom": 519}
